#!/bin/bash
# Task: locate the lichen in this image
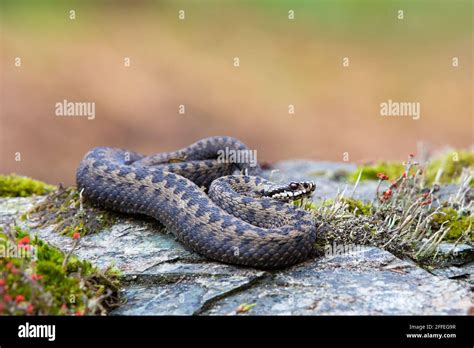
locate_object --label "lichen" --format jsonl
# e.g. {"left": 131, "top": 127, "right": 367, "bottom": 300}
{"left": 0, "top": 174, "right": 56, "bottom": 197}
{"left": 0, "top": 225, "right": 121, "bottom": 315}
{"left": 313, "top": 154, "right": 472, "bottom": 266}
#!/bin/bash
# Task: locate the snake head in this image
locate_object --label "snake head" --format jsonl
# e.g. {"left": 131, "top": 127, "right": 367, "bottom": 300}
{"left": 264, "top": 181, "right": 316, "bottom": 202}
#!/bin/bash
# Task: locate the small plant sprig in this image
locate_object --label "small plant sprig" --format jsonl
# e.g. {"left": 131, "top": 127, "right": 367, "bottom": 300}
{"left": 313, "top": 153, "right": 473, "bottom": 264}
{"left": 61, "top": 231, "right": 81, "bottom": 269}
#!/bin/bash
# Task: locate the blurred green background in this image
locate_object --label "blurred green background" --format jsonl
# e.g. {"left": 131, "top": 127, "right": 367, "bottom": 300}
{"left": 1, "top": 0, "right": 472, "bottom": 185}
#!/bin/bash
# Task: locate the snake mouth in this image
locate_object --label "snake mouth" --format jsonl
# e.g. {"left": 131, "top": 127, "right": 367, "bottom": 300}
{"left": 265, "top": 181, "right": 316, "bottom": 202}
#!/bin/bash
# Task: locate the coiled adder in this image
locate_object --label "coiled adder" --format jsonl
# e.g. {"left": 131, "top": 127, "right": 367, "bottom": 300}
{"left": 76, "top": 136, "right": 317, "bottom": 269}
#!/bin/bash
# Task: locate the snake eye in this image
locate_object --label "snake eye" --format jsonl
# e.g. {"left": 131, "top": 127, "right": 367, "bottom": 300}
{"left": 289, "top": 182, "right": 299, "bottom": 190}
{"left": 303, "top": 183, "right": 309, "bottom": 189}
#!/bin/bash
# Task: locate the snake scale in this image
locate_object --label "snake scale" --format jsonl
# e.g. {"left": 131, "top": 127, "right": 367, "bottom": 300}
{"left": 76, "top": 136, "right": 318, "bottom": 269}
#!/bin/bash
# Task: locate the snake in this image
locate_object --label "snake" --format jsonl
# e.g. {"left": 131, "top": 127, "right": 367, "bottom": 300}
{"left": 76, "top": 136, "right": 318, "bottom": 269}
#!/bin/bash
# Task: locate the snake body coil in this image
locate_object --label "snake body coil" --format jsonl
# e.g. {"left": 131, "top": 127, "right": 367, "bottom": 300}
{"left": 76, "top": 136, "right": 317, "bottom": 269}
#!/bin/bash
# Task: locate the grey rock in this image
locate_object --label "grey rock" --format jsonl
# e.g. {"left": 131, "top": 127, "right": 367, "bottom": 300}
{"left": 0, "top": 161, "right": 472, "bottom": 315}
{"left": 112, "top": 273, "right": 265, "bottom": 315}
{"left": 269, "top": 160, "right": 357, "bottom": 177}
{"left": 204, "top": 247, "right": 472, "bottom": 315}
{"left": 431, "top": 262, "right": 474, "bottom": 287}
{"left": 0, "top": 196, "right": 42, "bottom": 224}
{"left": 0, "top": 196, "right": 267, "bottom": 315}
{"left": 435, "top": 242, "right": 474, "bottom": 266}
{"left": 264, "top": 160, "right": 377, "bottom": 203}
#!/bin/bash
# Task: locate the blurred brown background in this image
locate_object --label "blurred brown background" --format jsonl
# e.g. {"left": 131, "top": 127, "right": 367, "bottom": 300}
{"left": 1, "top": 0, "right": 472, "bottom": 185}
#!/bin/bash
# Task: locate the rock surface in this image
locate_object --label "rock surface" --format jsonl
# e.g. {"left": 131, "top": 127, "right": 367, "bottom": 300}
{"left": 269, "top": 160, "right": 378, "bottom": 203}
{"left": 0, "top": 160, "right": 472, "bottom": 315}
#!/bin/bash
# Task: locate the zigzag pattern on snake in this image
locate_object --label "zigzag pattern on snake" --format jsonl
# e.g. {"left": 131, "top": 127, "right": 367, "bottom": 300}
{"left": 76, "top": 136, "right": 318, "bottom": 269}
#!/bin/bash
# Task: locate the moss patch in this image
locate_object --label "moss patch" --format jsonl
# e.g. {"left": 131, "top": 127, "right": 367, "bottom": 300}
{"left": 431, "top": 207, "right": 473, "bottom": 242}
{"left": 349, "top": 162, "right": 404, "bottom": 182}
{"left": 347, "top": 151, "right": 473, "bottom": 185}
{"left": 293, "top": 198, "right": 317, "bottom": 210}
{"left": 425, "top": 151, "right": 474, "bottom": 186}
{"left": 0, "top": 225, "right": 121, "bottom": 315}
{"left": 28, "top": 186, "right": 117, "bottom": 237}
{"left": 341, "top": 198, "right": 373, "bottom": 216}
{"left": 0, "top": 174, "right": 56, "bottom": 197}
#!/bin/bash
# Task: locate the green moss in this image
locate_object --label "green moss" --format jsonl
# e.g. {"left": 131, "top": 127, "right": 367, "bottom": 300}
{"left": 320, "top": 198, "right": 335, "bottom": 207}
{"left": 30, "top": 186, "right": 117, "bottom": 238}
{"left": 0, "top": 226, "right": 121, "bottom": 315}
{"left": 349, "top": 162, "right": 404, "bottom": 182}
{"left": 431, "top": 208, "right": 473, "bottom": 242}
{"left": 0, "top": 174, "right": 56, "bottom": 197}
{"left": 341, "top": 198, "right": 373, "bottom": 216}
{"left": 293, "top": 199, "right": 317, "bottom": 210}
{"left": 425, "top": 151, "right": 474, "bottom": 186}
{"left": 295, "top": 197, "right": 372, "bottom": 216}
